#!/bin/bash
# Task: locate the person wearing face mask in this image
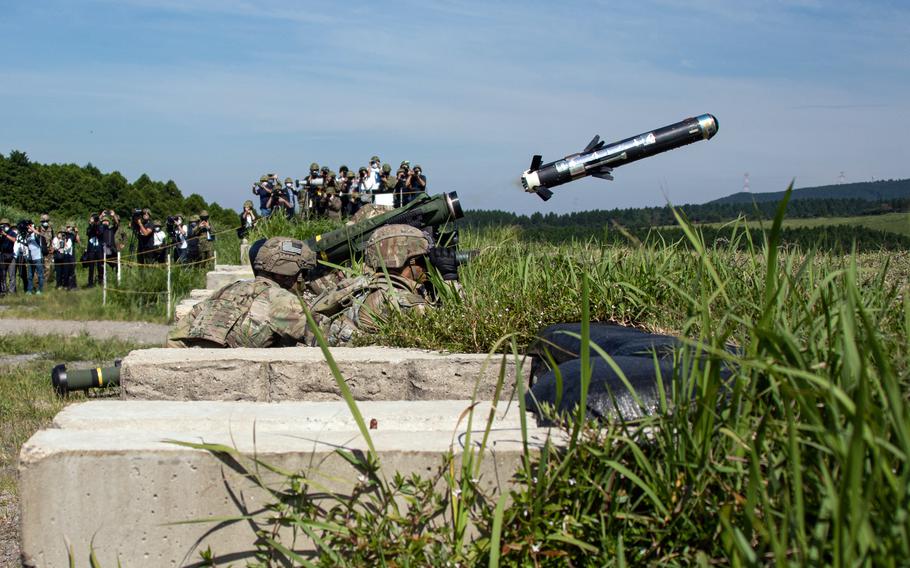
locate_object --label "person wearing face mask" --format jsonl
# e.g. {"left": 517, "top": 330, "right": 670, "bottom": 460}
{"left": 38, "top": 213, "right": 54, "bottom": 285}
{"left": 152, "top": 220, "right": 167, "bottom": 263}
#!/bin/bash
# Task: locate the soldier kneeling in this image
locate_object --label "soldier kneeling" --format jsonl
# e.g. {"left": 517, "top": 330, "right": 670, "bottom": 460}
{"left": 167, "top": 237, "right": 310, "bottom": 348}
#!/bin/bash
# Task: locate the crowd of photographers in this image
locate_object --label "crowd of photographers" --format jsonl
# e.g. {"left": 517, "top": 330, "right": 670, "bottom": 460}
{"left": 0, "top": 208, "right": 218, "bottom": 295}
{"left": 246, "top": 156, "right": 427, "bottom": 225}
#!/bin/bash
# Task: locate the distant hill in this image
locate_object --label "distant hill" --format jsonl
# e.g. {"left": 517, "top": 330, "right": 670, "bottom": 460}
{"left": 709, "top": 179, "right": 910, "bottom": 205}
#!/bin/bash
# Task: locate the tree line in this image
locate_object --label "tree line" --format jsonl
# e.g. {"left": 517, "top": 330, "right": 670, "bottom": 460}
{"left": 0, "top": 150, "right": 237, "bottom": 228}
{"left": 464, "top": 197, "right": 909, "bottom": 231}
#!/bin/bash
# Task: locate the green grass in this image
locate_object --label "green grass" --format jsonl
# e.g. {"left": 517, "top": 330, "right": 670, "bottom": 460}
{"left": 170, "top": 195, "right": 910, "bottom": 565}
{"left": 699, "top": 211, "right": 910, "bottom": 236}
{"left": 0, "top": 334, "right": 142, "bottom": 495}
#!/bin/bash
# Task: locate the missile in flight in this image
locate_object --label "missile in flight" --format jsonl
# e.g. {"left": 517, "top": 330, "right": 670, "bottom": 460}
{"left": 520, "top": 114, "right": 719, "bottom": 201}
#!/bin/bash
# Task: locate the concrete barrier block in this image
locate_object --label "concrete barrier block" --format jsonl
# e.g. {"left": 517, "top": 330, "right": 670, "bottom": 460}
{"left": 121, "top": 347, "right": 527, "bottom": 402}
{"left": 20, "top": 400, "right": 560, "bottom": 567}
{"left": 205, "top": 265, "right": 253, "bottom": 290}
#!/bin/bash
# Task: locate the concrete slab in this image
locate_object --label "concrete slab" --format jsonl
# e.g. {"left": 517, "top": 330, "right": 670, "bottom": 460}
{"left": 20, "top": 400, "right": 560, "bottom": 567}
{"left": 120, "top": 346, "right": 528, "bottom": 402}
{"left": 205, "top": 265, "right": 253, "bottom": 291}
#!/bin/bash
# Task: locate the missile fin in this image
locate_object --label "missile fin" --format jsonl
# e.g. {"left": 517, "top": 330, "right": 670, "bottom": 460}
{"left": 591, "top": 167, "right": 614, "bottom": 181}
{"left": 583, "top": 135, "right": 604, "bottom": 153}
{"left": 529, "top": 154, "right": 543, "bottom": 172}
{"left": 536, "top": 187, "right": 554, "bottom": 201}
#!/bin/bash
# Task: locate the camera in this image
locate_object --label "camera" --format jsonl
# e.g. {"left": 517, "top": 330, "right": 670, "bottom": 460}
{"left": 296, "top": 177, "right": 324, "bottom": 189}
{"left": 17, "top": 219, "right": 32, "bottom": 234}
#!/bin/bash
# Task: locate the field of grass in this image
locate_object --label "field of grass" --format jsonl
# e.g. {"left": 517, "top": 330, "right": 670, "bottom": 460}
{"left": 4, "top": 197, "right": 910, "bottom": 565}
{"left": 706, "top": 211, "right": 910, "bottom": 236}
{"left": 178, "top": 202, "right": 909, "bottom": 565}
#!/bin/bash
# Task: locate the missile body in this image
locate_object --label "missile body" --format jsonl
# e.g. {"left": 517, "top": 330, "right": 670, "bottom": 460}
{"left": 521, "top": 114, "right": 718, "bottom": 200}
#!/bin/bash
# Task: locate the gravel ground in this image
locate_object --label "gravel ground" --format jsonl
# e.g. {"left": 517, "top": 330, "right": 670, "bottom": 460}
{"left": 0, "top": 491, "right": 20, "bottom": 567}
{"left": 0, "top": 318, "right": 169, "bottom": 345}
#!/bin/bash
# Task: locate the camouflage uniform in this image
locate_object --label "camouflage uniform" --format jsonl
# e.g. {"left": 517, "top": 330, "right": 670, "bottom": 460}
{"left": 168, "top": 237, "right": 315, "bottom": 348}
{"left": 195, "top": 210, "right": 214, "bottom": 267}
{"left": 167, "top": 276, "right": 308, "bottom": 348}
{"left": 306, "top": 225, "right": 435, "bottom": 346}
{"left": 38, "top": 215, "right": 54, "bottom": 283}
{"left": 307, "top": 272, "right": 431, "bottom": 346}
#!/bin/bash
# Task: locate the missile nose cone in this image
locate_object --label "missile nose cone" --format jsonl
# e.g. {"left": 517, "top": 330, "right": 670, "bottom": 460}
{"left": 696, "top": 114, "right": 719, "bottom": 140}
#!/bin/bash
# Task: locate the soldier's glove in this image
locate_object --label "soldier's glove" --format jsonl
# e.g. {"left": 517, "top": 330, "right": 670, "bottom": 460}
{"left": 428, "top": 247, "right": 459, "bottom": 281}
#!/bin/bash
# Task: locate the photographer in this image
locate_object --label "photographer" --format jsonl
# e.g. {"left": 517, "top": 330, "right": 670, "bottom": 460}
{"left": 404, "top": 164, "right": 427, "bottom": 205}
{"left": 38, "top": 213, "right": 54, "bottom": 285}
{"left": 393, "top": 166, "right": 409, "bottom": 208}
{"left": 23, "top": 220, "right": 45, "bottom": 294}
{"left": 152, "top": 220, "right": 167, "bottom": 263}
{"left": 238, "top": 202, "right": 257, "bottom": 241}
{"left": 133, "top": 208, "right": 154, "bottom": 264}
{"left": 300, "top": 163, "right": 323, "bottom": 218}
{"left": 193, "top": 210, "right": 215, "bottom": 267}
{"left": 167, "top": 215, "right": 189, "bottom": 263}
{"left": 0, "top": 219, "right": 14, "bottom": 295}
{"left": 268, "top": 181, "right": 294, "bottom": 219}
{"left": 84, "top": 213, "right": 102, "bottom": 287}
{"left": 283, "top": 177, "right": 298, "bottom": 218}
{"left": 185, "top": 215, "right": 201, "bottom": 264}
{"left": 52, "top": 227, "right": 77, "bottom": 289}
{"left": 252, "top": 175, "right": 273, "bottom": 217}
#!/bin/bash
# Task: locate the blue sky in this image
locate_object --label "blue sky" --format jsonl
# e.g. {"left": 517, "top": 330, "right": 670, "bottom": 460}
{"left": 1, "top": 0, "right": 908, "bottom": 214}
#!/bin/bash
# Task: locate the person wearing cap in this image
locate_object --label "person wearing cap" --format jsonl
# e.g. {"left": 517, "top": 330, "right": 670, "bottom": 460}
{"left": 342, "top": 170, "right": 358, "bottom": 217}
{"left": 300, "top": 163, "right": 322, "bottom": 219}
{"left": 238, "top": 200, "right": 257, "bottom": 241}
{"left": 194, "top": 210, "right": 215, "bottom": 268}
{"left": 369, "top": 155, "right": 382, "bottom": 189}
{"left": 404, "top": 164, "right": 427, "bottom": 205}
{"left": 38, "top": 213, "right": 54, "bottom": 284}
{"left": 253, "top": 175, "right": 273, "bottom": 217}
{"left": 167, "top": 237, "right": 313, "bottom": 348}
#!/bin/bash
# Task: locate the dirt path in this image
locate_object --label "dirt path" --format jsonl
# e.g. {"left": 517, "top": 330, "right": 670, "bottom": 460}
{"left": 0, "top": 318, "right": 169, "bottom": 345}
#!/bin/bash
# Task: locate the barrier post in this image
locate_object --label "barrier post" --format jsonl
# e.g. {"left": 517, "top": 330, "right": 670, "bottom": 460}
{"left": 117, "top": 251, "right": 121, "bottom": 284}
{"left": 166, "top": 254, "right": 172, "bottom": 321}
{"left": 213, "top": 249, "right": 217, "bottom": 267}
{"left": 102, "top": 250, "right": 107, "bottom": 306}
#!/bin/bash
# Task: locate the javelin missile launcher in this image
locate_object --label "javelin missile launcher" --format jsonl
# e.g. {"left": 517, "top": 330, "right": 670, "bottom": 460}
{"left": 521, "top": 114, "right": 719, "bottom": 201}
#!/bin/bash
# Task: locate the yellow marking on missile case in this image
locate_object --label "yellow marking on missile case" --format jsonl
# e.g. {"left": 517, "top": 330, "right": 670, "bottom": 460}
{"left": 96, "top": 367, "right": 103, "bottom": 387}
{"left": 315, "top": 234, "right": 322, "bottom": 242}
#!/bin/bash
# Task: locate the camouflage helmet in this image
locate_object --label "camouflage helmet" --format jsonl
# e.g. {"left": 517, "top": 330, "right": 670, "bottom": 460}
{"left": 260, "top": 174, "right": 269, "bottom": 182}
{"left": 358, "top": 166, "right": 368, "bottom": 173}
{"left": 309, "top": 162, "right": 319, "bottom": 171}
{"left": 346, "top": 171, "right": 355, "bottom": 179}
{"left": 243, "top": 199, "right": 254, "bottom": 208}
{"left": 189, "top": 214, "right": 200, "bottom": 223}
{"left": 40, "top": 214, "right": 50, "bottom": 222}
{"left": 370, "top": 155, "right": 380, "bottom": 163}
{"left": 199, "top": 209, "right": 209, "bottom": 218}
{"left": 364, "top": 225, "right": 430, "bottom": 269}
{"left": 0, "top": 218, "right": 9, "bottom": 225}
{"left": 284, "top": 177, "right": 293, "bottom": 184}
{"left": 251, "top": 237, "right": 314, "bottom": 277}
{"left": 339, "top": 164, "right": 349, "bottom": 173}
{"left": 381, "top": 163, "right": 391, "bottom": 173}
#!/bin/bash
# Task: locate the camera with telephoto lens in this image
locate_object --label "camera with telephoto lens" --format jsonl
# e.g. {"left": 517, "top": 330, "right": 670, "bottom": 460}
{"left": 16, "top": 219, "right": 32, "bottom": 235}
{"left": 130, "top": 208, "right": 146, "bottom": 233}
{"left": 295, "top": 177, "right": 324, "bottom": 190}
{"left": 165, "top": 216, "right": 181, "bottom": 242}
